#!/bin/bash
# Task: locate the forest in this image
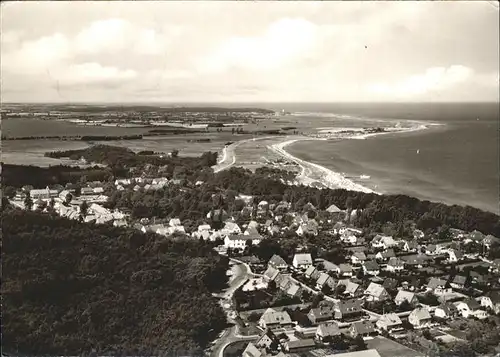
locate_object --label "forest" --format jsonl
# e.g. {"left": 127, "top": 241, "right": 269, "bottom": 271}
{"left": 2, "top": 208, "right": 229, "bottom": 355}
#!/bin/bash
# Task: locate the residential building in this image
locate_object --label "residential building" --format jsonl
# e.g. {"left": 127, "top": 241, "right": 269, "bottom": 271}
{"left": 292, "top": 253, "right": 313, "bottom": 269}
{"left": 268, "top": 254, "right": 288, "bottom": 270}
{"left": 283, "top": 339, "right": 315, "bottom": 353}
{"left": 403, "top": 240, "right": 418, "bottom": 253}
{"left": 376, "top": 313, "right": 403, "bottom": 333}
{"left": 351, "top": 252, "right": 367, "bottom": 265}
{"left": 221, "top": 222, "right": 242, "bottom": 236}
{"left": 316, "top": 322, "right": 341, "bottom": 341}
{"left": 394, "top": 290, "right": 418, "bottom": 306}
{"left": 263, "top": 266, "right": 280, "bottom": 281}
{"left": 375, "top": 249, "right": 395, "bottom": 261}
{"left": 255, "top": 329, "right": 279, "bottom": 350}
{"left": 364, "top": 282, "right": 390, "bottom": 302}
{"left": 344, "top": 280, "right": 362, "bottom": 297}
{"left": 447, "top": 249, "right": 464, "bottom": 263}
{"left": 334, "top": 299, "right": 363, "bottom": 321}
{"left": 450, "top": 275, "right": 467, "bottom": 290}
{"left": 305, "top": 266, "right": 321, "bottom": 280}
{"left": 455, "top": 299, "right": 488, "bottom": 319}
{"left": 434, "top": 303, "right": 458, "bottom": 319}
{"left": 308, "top": 302, "right": 335, "bottom": 325}
{"left": 296, "top": 219, "right": 319, "bottom": 236}
{"left": 371, "top": 235, "right": 396, "bottom": 249}
{"left": 408, "top": 307, "right": 432, "bottom": 329}
{"left": 337, "top": 263, "right": 354, "bottom": 277}
{"left": 386, "top": 257, "right": 405, "bottom": 273}
{"left": 426, "top": 277, "right": 450, "bottom": 295}
{"left": 259, "top": 308, "right": 293, "bottom": 330}
{"left": 224, "top": 233, "right": 262, "bottom": 249}
{"left": 242, "top": 342, "right": 266, "bottom": 357}
{"left": 350, "top": 321, "right": 376, "bottom": 338}
{"left": 363, "top": 260, "right": 380, "bottom": 276}
{"left": 480, "top": 292, "right": 500, "bottom": 314}
{"left": 316, "top": 272, "right": 336, "bottom": 291}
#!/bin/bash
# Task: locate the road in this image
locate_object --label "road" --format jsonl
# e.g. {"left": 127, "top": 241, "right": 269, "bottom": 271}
{"left": 211, "top": 136, "right": 281, "bottom": 173}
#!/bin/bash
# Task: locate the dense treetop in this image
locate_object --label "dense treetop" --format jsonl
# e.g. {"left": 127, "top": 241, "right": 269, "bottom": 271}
{"left": 2, "top": 208, "right": 229, "bottom": 356}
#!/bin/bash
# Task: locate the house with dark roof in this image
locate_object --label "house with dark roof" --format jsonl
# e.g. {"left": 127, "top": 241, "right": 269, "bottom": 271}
{"left": 305, "top": 266, "right": 321, "bottom": 280}
{"left": 334, "top": 299, "right": 363, "bottom": 321}
{"left": 283, "top": 339, "right": 315, "bottom": 353}
{"left": 426, "top": 277, "right": 450, "bottom": 295}
{"left": 383, "top": 278, "right": 399, "bottom": 291}
{"left": 308, "top": 302, "right": 335, "bottom": 325}
{"left": 363, "top": 260, "right": 380, "bottom": 276}
{"left": 351, "top": 251, "right": 367, "bottom": 265}
{"left": 316, "top": 272, "right": 337, "bottom": 291}
{"left": 434, "top": 303, "right": 458, "bottom": 319}
{"left": 263, "top": 266, "right": 280, "bottom": 281}
{"left": 337, "top": 263, "right": 354, "bottom": 277}
{"left": 450, "top": 275, "right": 467, "bottom": 290}
{"left": 403, "top": 240, "right": 419, "bottom": 252}
{"left": 386, "top": 257, "right": 405, "bottom": 273}
{"left": 375, "top": 249, "right": 395, "bottom": 262}
{"left": 350, "top": 321, "right": 376, "bottom": 338}
{"left": 447, "top": 249, "right": 464, "bottom": 263}
{"left": 455, "top": 299, "right": 488, "bottom": 319}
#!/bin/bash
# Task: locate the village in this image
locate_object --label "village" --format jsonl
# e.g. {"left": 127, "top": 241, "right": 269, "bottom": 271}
{"left": 8, "top": 171, "right": 500, "bottom": 357}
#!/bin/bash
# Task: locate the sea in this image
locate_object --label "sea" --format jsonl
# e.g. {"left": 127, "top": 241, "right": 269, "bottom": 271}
{"left": 278, "top": 103, "right": 499, "bottom": 215}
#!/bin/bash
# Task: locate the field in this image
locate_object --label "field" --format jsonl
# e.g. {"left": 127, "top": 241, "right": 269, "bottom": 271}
{"left": 365, "top": 336, "right": 424, "bottom": 357}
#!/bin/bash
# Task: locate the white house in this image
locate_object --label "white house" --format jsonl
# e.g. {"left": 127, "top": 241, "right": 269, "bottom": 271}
{"left": 480, "top": 292, "right": 500, "bottom": 314}
{"left": 224, "top": 234, "right": 262, "bottom": 249}
{"left": 386, "top": 257, "right": 405, "bottom": 273}
{"left": 408, "top": 307, "right": 432, "bottom": 329}
{"left": 371, "top": 235, "right": 396, "bottom": 249}
{"left": 292, "top": 253, "right": 313, "bottom": 269}
{"left": 259, "top": 308, "right": 293, "bottom": 330}
{"left": 221, "top": 222, "right": 242, "bottom": 236}
{"left": 455, "top": 300, "right": 488, "bottom": 319}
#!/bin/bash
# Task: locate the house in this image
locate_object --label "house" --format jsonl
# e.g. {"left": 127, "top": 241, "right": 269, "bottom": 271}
{"left": 325, "top": 204, "right": 345, "bottom": 221}
{"left": 334, "top": 299, "right": 363, "bottom": 321}
{"left": 408, "top": 307, "right": 432, "bottom": 329}
{"left": 375, "top": 249, "right": 395, "bottom": 261}
{"left": 401, "top": 254, "right": 430, "bottom": 268}
{"left": 113, "top": 219, "right": 128, "bottom": 227}
{"left": 192, "top": 224, "right": 212, "bottom": 240}
{"left": 268, "top": 255, "right": 288, "bottom": 270}
{"left": 221, "top": 222, "right": 242, "bottom": 236}
{"left": 480, "top": 292, "right": 500, "bottom": 314}
{"left": 169, "top": 218, "right": 181, "bottom": 227}
{"left": 337, "top": 263, "right": 354, "bottom": 277}
{"left": 292, "top": 253, "right": 313, "bottom": 269}
{"left": 308, "top": 302, "right": 335, "bottom": 324}
{"left": 344, "top": 280, "right": 362, "bottom": 297}
{"left": 283, "top": 339, "right": 315, "bottom": 353}
{"left": 455, "top": 299, "right": 488, "bottom": 319}
{"left": 403, "top": 240, "right": 419, "bottom": 252}
{"left": 242, "top": 342, "right": 266, "bottom": 357}
{"left": 427, "top": 277, "right": 450, "bottom": 295}
{"left": 350, "top": 321, "right": 376, "bottom": 338}
{"left": 376, "top": 313, "right": 403, "bottom": 333}
{"left": 255, "top": 329, "right": 279, "bottom": 350}
{"left": 371, "top": 235, "right": 396, "bottom": 249}
{"left": 259, "top": 308, "right": 293, "bottom": 330}
{"left": 341, "top": 232, "right": 358, "bottom": 245}
{"left": 316, "top": 322, "right": 341, "bottom": 341}
{"left": 263, "top": 266, "right": 280, "bottom": 281}
{"left": 286, "top": 283, "right": 302, "bottom": 298}
{"left": 394, "top": 290, "right": 418, "bottom": 306}
{"left": 296, "top": 219, "right": 319, "bottom": 236}
{"left": 434, "top": 303, "right": 458, "bottom": 319}
{"left": 450, "top": 275, "right": 467, "bottom": 290}
{"left": 363, "top": 260, "right": 380, "bottom": 276}
{"left": 305, "top": 266, "right": 321, "bottom": 280}
{"left": 351, "top": 252, "right": 367, "bottom": 265}
{"left": 364, "top": 282, "right": 390, "bottom": 302}
{"left": 276, "top": 274, "right": 294, "bottom": 292}
{"left": 224, "top": 233, "right": 262, "bottom": 249}
{"left": 30, "top": 188, "right": 53, "bottom": 200}
{"left": 383, "top": 278, "right": 399, "bottom": 291}
{"left": 447, "top": 249, "right": 464, "bottom": 263}
{"left": 484, "top": 235, "right": 500, "bottom": 249}
{"left": 316, "top": 272, "right": 336, "bottom": 291}
{"left": 332, "top": 222, "right": 347, "bottom": 235}
{"left": 386, "top": 257, "right": 405, "bottom": 273}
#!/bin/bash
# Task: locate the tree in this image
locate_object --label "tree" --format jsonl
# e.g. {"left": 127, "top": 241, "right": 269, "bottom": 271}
{"left": 171, "top": 149, "right": 179, "bottom": 158}
{"left": 80, "top": 201, "right": 89, "bottom": 217}
{"left": 24, "top": 193, "right": 33, "bottom": 211}
{"left": 353, "top": 335, "right": 367, "bottom": 351}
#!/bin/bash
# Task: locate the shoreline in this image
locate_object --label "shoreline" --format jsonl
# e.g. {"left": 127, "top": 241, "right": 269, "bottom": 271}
{"left": 267, "top": 123, "right": 436, "bottom": 194}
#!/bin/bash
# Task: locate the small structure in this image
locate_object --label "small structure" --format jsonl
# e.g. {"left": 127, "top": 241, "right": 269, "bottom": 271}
{"left": 376, "top": 313, "right": 403, "bottom": 333}
{"left": 268, "top": 254, "right": 288, "bottom": 270}
{"left": 283, "top": 339, "right": 315, "bottom": 353}
{"left": 351, "top": 251, "right": 367, "bottom": 265}
{"left": 434, "top": 303, "right": 458, "bottom": 319}
{"left": 255, "top": 329, "right": 279, "bottom": 350}
{"left": 386, "top": 257, "right": 405, "bottom": 273}
{"left": 394, "top": 290, "right": 418, "bottom": 306}
{"left": 242, "top": 342, "right": 266, "bottom": 357}
{"left": 315, "top": 322, "right": 341, "bottom": 341}
{"left": 362, "top": 260, "right": 380, "bottom": 276}
{"left": 480, "top": 292, "right": 500, "bottom": 314}
{"left": 364, "top": 282, "right": 390, "bottom": 302}
{"left": 408, "top": 307, "right": 432, "bottom": 329}
{"left": 292, "top": 253, "right": 313, "bottom": 269}
{"left": 224, "top": 233, "right": 262, "bottom": 249}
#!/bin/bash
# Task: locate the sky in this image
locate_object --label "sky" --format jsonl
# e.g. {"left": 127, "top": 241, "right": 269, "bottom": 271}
{"left": 1, "top": 1, "right": 499, "bottom": 103}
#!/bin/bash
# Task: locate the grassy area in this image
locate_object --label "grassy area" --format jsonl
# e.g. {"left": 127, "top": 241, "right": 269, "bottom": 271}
{"left": 366, "top": 336, "right": 424, "bottom": 357}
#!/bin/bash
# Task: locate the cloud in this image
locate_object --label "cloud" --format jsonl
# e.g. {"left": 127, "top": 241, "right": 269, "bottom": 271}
{"left": 195, "top": 18, "right": 318, "bottom": 73}
{"left": 366, "top": 65, "right": 475, "bottom": 97}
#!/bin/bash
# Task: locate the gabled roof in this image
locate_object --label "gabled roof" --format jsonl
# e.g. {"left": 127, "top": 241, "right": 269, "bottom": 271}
{"left": 377, "top": 313, "right": 402, "bottom": 327}
{"left": 305, "top": 265, "right": 317, "bottom": 277}
{"left": 364, "top": 282, "right": 387, "bottom": 298}
{"left": 287, "top": 283, "right": 301, "bottom": 297}
{"left": 326, "top": 204, "right": 342, "bottom": 213}
{"left": 427, "top": 277, "right": 447, "bottom": 289}
{"left": 378, "top": 249, "right": 396, "bottom": 259}
{"left": 353, "top": 251, "right": 367, "bottom": 260}
{"left": 452, "top": 275, "right": 467, "bottom": 285}
{"left": 317, "top": 322, "right": 341, "bottom": 336}
{"left": 410, "top": 307, "right": 431, "bottom": 321}
{"left": 395, "top": 290, "right": 416, "bottom": 303}
{"left": 363, "top": 260, "right": 380, "bottom": 271}
{"left": 256, "top": 328, "right": 278, "bottom": 346}
{"left": 285, "top": 338, "right": 315, "bottom": 349}
{"left": 263, "top": 266, "right": 280, "bottom": 281}
{"left": 351, "top": 320, "right": 375, "bottom": 334}
{"left": 260, "top": 308, "right": 292, "bottom": 325}
{"left": 269, "top": 254, "right": 287, "bottom": 267}
{"left": 383, "top": 278, "right": 399, "bottom": 290}
{"left": 339, "top": 263, "right": 353, "bottom": 273}
{"left": 336, "top": 299, "right": 362, "bottom": 314}
{"left": 242, "top": 342, "right": 265, "bottom": 357}
{"left": 387, "top": 257, "right": 405, "bottom": 267}
{"left": 460, "top": 299, "right": 481, "bottom": 310}
{"left": 345, "top": 280, "right": 361, "bottom": 294}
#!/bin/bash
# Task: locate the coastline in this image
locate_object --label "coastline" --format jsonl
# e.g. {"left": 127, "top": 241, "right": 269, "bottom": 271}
{"left": 267, "top": 123, "right": 436, "bottom": 194}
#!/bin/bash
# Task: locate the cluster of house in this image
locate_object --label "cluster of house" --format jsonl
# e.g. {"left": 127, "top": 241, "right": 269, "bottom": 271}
{"left": 11, "top": 184, "right": 129, "bottom": 226}
{"left": 114, "top": 177, "right": 190, "bottom": 191}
